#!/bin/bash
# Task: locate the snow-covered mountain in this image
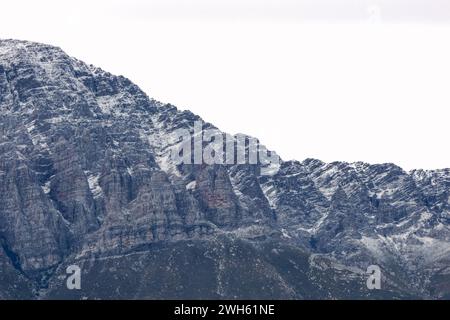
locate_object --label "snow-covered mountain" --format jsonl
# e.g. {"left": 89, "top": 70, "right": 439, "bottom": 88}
{"left": 0, "top": 39, "right": 449, "bottom": 299}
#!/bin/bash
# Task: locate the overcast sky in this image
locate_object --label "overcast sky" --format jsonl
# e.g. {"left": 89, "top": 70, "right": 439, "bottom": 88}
{"left": 1, "top": 0, "right": 449, "bottom": 170}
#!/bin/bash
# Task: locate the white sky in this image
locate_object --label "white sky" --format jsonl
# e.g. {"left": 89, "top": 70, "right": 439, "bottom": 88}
{"left": 1, "top": 0, "right": 449, "bottom": 170}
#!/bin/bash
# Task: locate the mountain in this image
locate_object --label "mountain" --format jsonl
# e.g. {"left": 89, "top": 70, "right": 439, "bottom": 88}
{"left": 0, "top": 39, "right": 449, "bottom": 299}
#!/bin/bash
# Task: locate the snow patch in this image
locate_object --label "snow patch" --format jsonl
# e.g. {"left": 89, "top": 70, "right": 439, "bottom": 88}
{"left": 186, "top": 181, "right": 196, "bottom": 191}
{"left": 42, "top": 180, "right": 52, "bottom": 194}
{"left": 86, "top": 173, "right": 103, "bottom": 198}
{"left": 261, "top": 183, "right": 278, "bottom": 208}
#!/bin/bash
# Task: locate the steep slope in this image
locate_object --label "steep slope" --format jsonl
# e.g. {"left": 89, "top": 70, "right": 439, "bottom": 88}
{"left": 0, "top": 39, "right": 449, "bottom": 299}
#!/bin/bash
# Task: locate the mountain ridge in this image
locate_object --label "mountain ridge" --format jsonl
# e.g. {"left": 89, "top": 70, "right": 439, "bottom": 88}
{"left": 1, "top": 39, "right": 449, "bottom": 299}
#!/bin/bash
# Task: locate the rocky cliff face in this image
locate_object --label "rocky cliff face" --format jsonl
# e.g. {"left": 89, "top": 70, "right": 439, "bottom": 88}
{"left": 0, "top": 39, "right": 449, "bottom": 299}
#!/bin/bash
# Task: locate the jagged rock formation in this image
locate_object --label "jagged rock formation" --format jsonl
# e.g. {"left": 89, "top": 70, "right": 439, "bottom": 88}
{"left": 0, "top": 39, "right": 449, "bottom": 299}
